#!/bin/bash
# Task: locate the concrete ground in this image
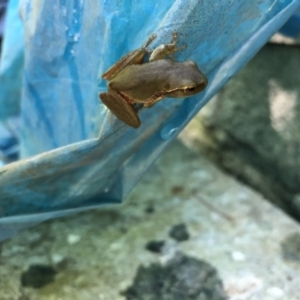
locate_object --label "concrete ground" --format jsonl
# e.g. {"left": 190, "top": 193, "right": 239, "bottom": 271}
{"left": 0, "top": 140, "right": 300, "bottom": 300}
{"left": 184, "top": 42, "right": 300, "bottom": 221}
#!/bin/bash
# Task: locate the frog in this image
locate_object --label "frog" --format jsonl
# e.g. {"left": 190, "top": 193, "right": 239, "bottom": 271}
{"left": 99, "top": 32, "right": 208, "bottom": 128}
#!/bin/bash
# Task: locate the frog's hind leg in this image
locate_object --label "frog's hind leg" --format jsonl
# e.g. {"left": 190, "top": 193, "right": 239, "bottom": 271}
{"left": 99, "top": 92, "right": 141, "bottom": 128}
{"left": 149, "top": 31, "right": 186, "bottom": 61}
{"left": 102, "top": 34, "right": 157, "bottom": 81}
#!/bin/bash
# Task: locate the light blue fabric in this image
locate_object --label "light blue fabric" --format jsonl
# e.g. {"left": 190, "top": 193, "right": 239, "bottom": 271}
{"left": 0, "top": 0, "right": 23, "bottom": 120}
{"left": 279, "top": 8, "right": 300, "bottom": 37}
{"left": 1, "top": 0, "right": 300, "bottom": 241}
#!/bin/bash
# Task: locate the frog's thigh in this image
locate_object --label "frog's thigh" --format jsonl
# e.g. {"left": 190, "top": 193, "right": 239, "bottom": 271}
{"left": 99, "top": 92, "right": 141, "bottom": 128}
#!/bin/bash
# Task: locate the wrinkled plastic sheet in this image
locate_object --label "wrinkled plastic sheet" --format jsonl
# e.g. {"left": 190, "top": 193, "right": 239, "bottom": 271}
{"left": 279, "top": 8, "right": 300, "bottom": 37}
{"left": 0, "top": 0, "right": 23, "bottom": 120}
{"left": 0, "top": 1, "right": 8, "bottom": 37}
{"left": 0, "top": 0, "right": 300, "bottom": 241}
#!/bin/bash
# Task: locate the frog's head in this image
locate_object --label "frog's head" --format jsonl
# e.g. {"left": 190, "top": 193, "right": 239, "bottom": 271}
{"left": 166, "top": 60, "right": 208, "bottom": 98}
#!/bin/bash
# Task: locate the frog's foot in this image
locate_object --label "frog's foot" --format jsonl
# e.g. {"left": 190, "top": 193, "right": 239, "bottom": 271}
{"left": 99, "top": 92, "right": 141, "bottom": 128}
{"left": 149, "top": 31, "right": 185, "bottom": 61}
{"left": 143, "top": 33, "right": 157, "bottom": 49}
{"left": 167, "top": 44, "right": 187, "bottom": 60}
{"left": 142, "top": 34, "right": 157, "bottom": 56}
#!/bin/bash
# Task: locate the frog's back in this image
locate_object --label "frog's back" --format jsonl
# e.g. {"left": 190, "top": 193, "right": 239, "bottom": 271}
{"left": 108, "top": 59, "right": 177, "bottom": 102}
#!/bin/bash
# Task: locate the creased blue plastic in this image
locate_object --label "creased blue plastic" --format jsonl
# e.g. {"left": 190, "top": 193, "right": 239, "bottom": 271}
{"left": 0, "top": 0, "right": 300, "bottom": 241}
{"left": 279, "top": 9, "right": 300, "bottom": 37}
{"left": 0, "top": 0, "right": 23, "bottom": 120}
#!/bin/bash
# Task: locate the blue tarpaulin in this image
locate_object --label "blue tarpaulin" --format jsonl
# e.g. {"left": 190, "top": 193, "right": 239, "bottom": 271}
{"left": 0, "top": 0, "right": 300, "bottom": 241}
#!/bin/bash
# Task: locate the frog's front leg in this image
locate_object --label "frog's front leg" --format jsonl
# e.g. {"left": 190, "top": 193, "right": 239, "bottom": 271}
{"left": 102, "top": 34, "right": 157, "bottom": 80}
{"left": 143, "top": 95, "right": 165, "bottom": 108}
{"left": 99, "top": 91, "right": 141, "bottom": 128}
{"left": 149, "top": 31, "right": 186, "bottom": 61}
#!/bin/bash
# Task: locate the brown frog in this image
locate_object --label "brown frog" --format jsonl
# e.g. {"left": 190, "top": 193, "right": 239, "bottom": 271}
{"left": 99, "top": 32, "right": 208, "bottom": 128}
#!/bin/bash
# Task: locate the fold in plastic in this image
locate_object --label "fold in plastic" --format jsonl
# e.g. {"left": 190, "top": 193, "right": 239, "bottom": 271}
{"left": 0, "top": 0, "right": 300, "bottom": 241}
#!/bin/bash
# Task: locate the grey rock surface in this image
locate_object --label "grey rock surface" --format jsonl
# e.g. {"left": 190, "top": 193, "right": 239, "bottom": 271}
{"left": 180, "top": 43, "right": 300, "bottom": 220}
{"left": 0, "top": 141, "right": 300, "bottom": 299}
{"left": 122, "top": 253, "right": 227, "bottom": 300}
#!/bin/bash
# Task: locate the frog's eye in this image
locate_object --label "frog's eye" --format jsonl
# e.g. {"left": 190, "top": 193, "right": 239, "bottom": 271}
{"left": 185, "top": 87, "right": 195, "bottom": 93}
